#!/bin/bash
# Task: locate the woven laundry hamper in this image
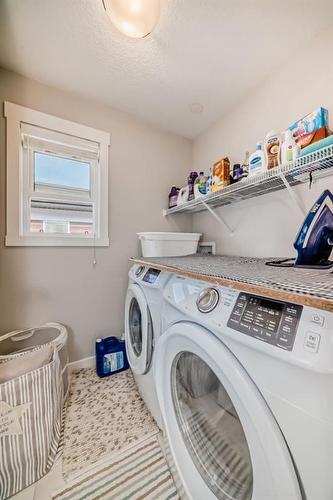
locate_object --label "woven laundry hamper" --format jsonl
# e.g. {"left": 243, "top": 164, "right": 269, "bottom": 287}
{"left": 0, "top": 323, "right": 69, "bottom": 399}
{"left": 0, "top": 346, "right": 63, "bottom": 499}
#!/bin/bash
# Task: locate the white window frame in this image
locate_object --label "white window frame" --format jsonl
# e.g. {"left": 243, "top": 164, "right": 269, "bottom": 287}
{"left": 4, "top": 102, "right": 110, "bottom": 246}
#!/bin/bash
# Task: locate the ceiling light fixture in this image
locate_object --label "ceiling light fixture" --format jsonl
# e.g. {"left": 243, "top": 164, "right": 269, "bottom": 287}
{"left": 102, "top": 0, "right": 160, "bottom": 38}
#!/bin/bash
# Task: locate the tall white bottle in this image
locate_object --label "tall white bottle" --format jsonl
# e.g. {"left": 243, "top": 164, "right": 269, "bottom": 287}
{"left": 281, "top": 129, "right": 300, "bottom": 164}
{"left": 264, "top": 130, "right": 282, "bottom": 170}
{"left": 248, "top": 142, "right": 267, "bottom": 176}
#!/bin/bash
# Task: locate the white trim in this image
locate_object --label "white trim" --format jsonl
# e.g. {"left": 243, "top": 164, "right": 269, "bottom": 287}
{"left": 5, "top": 235, "right": 110, "bottom": 247}
{"left": 4, "top": 102, "right": 110, "bottom": 144}
{"left": 67, "top": 355, "right": 95, "bottom": 375}
{"left": 4, "top": 101, "right": 110, "bottom": 247}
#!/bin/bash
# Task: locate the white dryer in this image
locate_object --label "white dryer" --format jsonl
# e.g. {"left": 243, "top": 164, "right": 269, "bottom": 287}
{"left": 125, "top": 264, "right": 171, "bottom": 430}
{"left": 155, "top": 274, "right": 333, "bottom": 500}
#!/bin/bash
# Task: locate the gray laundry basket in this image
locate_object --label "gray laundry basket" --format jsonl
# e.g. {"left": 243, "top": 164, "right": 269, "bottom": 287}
{"left": 0, "top": 346, "right": 63, "bottom": 499}
{"left": 0, "top": 323, "right": 69, "bottom": 399}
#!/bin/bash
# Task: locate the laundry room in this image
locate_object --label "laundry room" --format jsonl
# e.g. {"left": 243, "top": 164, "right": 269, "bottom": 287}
{"left": 0, "top": 1, "right": 332, "bottom": 499}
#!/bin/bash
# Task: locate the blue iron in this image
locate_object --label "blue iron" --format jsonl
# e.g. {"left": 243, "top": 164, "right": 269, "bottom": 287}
{"left": 294, "top": 189, "right": 333, "bottom": 269}
{"left": 266, "top": 189, "right": 333, "bottom": 269}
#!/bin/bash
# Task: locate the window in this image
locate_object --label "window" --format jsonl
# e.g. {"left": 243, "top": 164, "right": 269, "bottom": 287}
{"left": 4, "top": 102, "right": 110, "bottom": 246}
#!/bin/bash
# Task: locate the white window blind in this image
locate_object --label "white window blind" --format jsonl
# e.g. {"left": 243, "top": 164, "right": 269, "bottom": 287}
{"left": 21, "top": 122, "right": 100, "bottom": 160}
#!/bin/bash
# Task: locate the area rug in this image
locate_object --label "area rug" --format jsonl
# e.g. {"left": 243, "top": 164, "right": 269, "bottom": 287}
{"left": 53, "top": 436, "right": 179, "bottom": 500}
{"left": 62, "top": 368, "right": 159, "bottom": 479}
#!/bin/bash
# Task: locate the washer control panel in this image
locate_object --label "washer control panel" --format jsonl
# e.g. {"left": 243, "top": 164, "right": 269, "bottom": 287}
{"left": 227, "top": 293, "right": 303, "bottom": 351}
{"left": 142, "top": 268, "right": 161, "bottom": 284}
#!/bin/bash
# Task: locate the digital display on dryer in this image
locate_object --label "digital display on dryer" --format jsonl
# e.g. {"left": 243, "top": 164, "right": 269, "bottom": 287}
{"left": 143, "top": 268, "right": 161, "bottom": 284}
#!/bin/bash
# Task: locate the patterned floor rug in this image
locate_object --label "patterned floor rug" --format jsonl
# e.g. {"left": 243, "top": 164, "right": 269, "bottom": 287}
{"left": 62, "top": 369, "right": 159, "bottom": 479}
{"left": 53, "top": 437, "right": 179, "bottom": 500}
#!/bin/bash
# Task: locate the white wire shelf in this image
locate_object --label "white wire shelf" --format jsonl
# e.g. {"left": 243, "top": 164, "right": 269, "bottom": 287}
{"left": 163, "top": 144, "right": 333, "bottom": 216}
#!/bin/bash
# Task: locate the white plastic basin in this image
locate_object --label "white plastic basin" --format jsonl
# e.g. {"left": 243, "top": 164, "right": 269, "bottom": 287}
{"left": 137, "top": 232, "right": 202, "bottom": 258}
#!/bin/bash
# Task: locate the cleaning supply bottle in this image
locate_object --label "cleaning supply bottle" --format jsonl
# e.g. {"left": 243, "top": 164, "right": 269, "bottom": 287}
{"left": 265, "top": 130, "right": 282, "bottom": 170}
{"left": 194, "top": 171, "right": 207, "bottom": 198}
{"left": 96, "top": 336, "right": 129, "bottom": 378}
{"left": 187, "top": 171, "right": 198, "bottom": 201}
{"left": 168, "top": 186, "right": 180, "bottom": 208}
{"left": 231, "top": 164, "right": 241, "bottom": 183}
{"left": 241, "top": 151, "right": 249, "bottom": 178}
{"left": 206, "top": 168, "right": 212, "bottom": 195}
{"left": 177, "top": 186, "right": 189, "bottom": 205}
{"left": 281, "top": 130, "right": 300, "bottom": 164}
{"left": 248, "top": 143, "right": 266, "bottom": 176}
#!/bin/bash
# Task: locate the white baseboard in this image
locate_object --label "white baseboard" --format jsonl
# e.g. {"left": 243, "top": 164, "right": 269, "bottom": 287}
{"left": 68, "top": 355, "right": 95, "bottom": 374}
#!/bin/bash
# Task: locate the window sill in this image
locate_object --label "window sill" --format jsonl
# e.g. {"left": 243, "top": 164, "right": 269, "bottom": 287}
{"left": 5, "top": 235, "right": 110, "bottom": 247}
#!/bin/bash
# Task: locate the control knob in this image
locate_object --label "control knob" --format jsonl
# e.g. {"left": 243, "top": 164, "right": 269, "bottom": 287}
{"left": 196, "top": 288, "right": 219, "bottom": 313}
{"left": 135, "top": 266, "right": 145, "bottom": 277}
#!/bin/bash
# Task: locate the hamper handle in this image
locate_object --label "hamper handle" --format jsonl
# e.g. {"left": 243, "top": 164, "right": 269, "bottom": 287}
{"left": 11, "top": 330, "right": 35, "bottom": 341}
{"left": 0, "top": 328, "right": 35, "bottom": 343}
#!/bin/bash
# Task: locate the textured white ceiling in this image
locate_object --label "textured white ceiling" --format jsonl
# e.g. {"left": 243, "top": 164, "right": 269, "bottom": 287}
{"left": 0, "top": 0, "right": 333, "bottom": 138}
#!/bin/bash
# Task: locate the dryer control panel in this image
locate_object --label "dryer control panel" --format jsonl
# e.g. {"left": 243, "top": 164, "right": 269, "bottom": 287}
{"left": 142, "top": 268, "right": 161, "bottom": 284}
{"left": 227, "top": 293, "right": 303, "bottom": 351}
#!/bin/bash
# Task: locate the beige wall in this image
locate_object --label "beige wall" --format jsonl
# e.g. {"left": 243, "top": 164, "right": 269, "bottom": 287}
{"left": 0, "top": 68, "right": 192, "bottom": 361}
{"left": 192, "top": 27, "right": 333, "bottom": 258}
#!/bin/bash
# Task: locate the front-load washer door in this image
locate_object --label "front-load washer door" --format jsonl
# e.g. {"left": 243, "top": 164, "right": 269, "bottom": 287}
{"left": 125, "top": 284, "right": 153, "bottom": 375}
{"left": 154, "top": 322, "right": 302, "bottom": 500}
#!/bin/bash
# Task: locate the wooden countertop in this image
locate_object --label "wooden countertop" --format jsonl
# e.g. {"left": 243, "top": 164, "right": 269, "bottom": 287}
{"left": 130, "top": 255, "right": 333, "bottom": 313}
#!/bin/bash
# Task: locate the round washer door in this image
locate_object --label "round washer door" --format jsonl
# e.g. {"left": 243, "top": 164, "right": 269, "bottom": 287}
{"left": 125, "top": 284, "right": 152, "bottom": 375}
{"left": 154, "top": 322, "right": 301, "bottom": 500}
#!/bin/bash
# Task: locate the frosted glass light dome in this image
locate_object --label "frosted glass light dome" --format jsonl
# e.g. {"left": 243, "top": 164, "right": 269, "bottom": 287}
{"left": 103, "top": 0, "right": 160, "bottom": 38}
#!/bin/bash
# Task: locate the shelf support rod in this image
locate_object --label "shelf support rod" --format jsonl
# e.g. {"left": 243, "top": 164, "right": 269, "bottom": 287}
{"left": 200, "top": 200, "right": 234, "bottom": 234}
{"left": 279, "top": 173, "right": 306, "bottom": 216}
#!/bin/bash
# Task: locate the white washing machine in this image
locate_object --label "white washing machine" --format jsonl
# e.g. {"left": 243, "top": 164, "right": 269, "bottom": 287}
{"left": 125, "top": 264, "right": 171, "bottom": 430}
{"left": 155, "top": 274, "right": 333, "bottom": 500}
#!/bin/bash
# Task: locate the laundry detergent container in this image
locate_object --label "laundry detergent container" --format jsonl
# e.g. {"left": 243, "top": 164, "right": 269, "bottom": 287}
{"left": 0, "top": 322, "right": 69, "bottom": 398}
{"left": 137, "top": 232, "right": 201, "bottom": 257}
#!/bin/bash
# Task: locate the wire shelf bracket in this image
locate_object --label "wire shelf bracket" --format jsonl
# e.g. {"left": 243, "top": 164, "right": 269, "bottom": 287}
{"left": 200, "top": 199, "right": 234, "bottom": 234}
{"left": 279, "top": 173, "right": 306, "bottom": 216}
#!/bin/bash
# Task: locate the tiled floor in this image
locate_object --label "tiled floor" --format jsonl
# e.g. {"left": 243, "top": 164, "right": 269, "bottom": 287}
{"left": 9, "top": 485, "right": 35, "bottom": 500}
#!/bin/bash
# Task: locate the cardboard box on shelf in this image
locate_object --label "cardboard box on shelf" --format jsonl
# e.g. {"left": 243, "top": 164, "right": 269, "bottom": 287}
{"left": 289, "top": 107, "right": 328, "bottom": 139}
{"left": 296, "top": 126, "right": 332, "bottom": 149}
{"left": 211, "top": 157, "right": 230, "bottom": 192}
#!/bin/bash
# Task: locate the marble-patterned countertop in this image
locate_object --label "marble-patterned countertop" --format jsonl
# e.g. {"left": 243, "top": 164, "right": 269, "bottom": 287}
{"left": 130, "top": 254, "right": 333, "bottom": 312}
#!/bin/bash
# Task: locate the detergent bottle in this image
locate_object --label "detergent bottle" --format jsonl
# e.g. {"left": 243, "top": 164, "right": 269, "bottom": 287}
{"left": 248, "top": 143, "right": 266, "bottom": 176}
{"left": 187, "top": 171, "right": 198, "bottom": 201}
{"left": 241, "top": 151, "right": 249, "bottom": 178}
{"left": 265, "top": 130, "right": 282, "bottom": 170}
{"left": 206, "top": 168, "right": 212, "bottom": 194}
{"left": 194, "top": 171, "right": 207, "bottom": 198}
{"left": 168, "top": 186, "right": 180, "bottom": 208}
{"left": 96, "top": 336, "right": 129, "bottom": 378}
{"left": 281, "top": 130, "right": 299, "bottom": 164}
